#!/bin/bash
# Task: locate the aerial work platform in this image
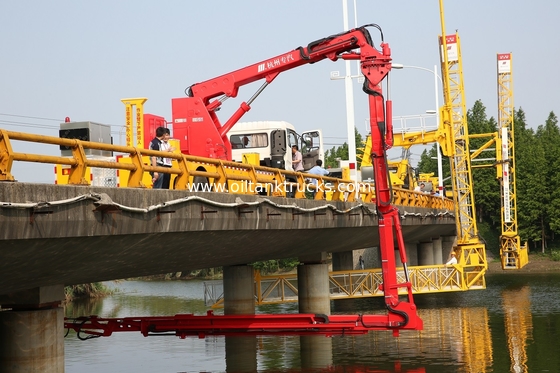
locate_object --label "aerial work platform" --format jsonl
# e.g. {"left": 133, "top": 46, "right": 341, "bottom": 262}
{"left": 204, "top": 265, "right": 485, "bottom": 308}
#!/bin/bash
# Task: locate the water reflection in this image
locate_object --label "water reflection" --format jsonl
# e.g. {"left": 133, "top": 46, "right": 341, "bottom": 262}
{"left": 64, "top": 274, "right": 560, "bottom": 373}
{"left": 502, "top": 286, "right": 532, "bottom": 373}
{"left": 225, "top": 336, "right": 257, "bottom": 372}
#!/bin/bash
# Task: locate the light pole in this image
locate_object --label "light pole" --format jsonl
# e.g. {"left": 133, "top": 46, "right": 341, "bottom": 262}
{"left": 329, "top": 70, "right": 362, "bottom": 181}
{"left": 391, "top": 64, "right": 444, "bottom": 195}
{"left": 327, "top": 0, "right": 360, "bottom": 181}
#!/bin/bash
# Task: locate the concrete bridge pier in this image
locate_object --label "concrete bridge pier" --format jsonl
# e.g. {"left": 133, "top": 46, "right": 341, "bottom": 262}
{"left": 432, "top": 237, "right": 443, "bottom": 264}
{"left": 418, "top": 241, "right": 435, "bottom": 265}
{"left": 331, "top": 251, "right": 353, "bottom": 271}
{"left": 297, "top": 253, "right": 332, "bottom": 369}
{"left": 0, "top": 285, "right": 65, "bottom": 373}
{"left": 394, "top": 249, "right": 403, "bottom": 267}
{"left": 442, "top": 235, "right": 456, "bottom": 262}
{"left": 223, "top": 265, "right": 255, "bottom": 315}
{"left": 296, "top": 255, "right": 330, "bottom": 316}
{"left": 350, "top": 247, "right": 382, "bottom": 270}
{"left": 397, "top": 242, "right": 420, "bottom": 267}
{"left": 331, "top": 251, "right": 356, "bottom": 313}
{"left": 351, "top": 247, "right": 378, "bottom": 268}
{"left": 223, "top": 265, "right": 257, "bottom": 372}
{"left": 405, "top": 242, "right": 419, "bottom": 266}
{"left": 363, "top": 244, "right": 417, "bottom": 269}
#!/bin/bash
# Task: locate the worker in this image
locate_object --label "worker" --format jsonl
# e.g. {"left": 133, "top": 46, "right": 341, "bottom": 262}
{"left": 306, "top": 159, "right": 329, "bottom": 197}
{"left": 359, "top": 255, "right": 365, "bottom": 270}
{"left": 291, "top": 145, "right": 304, "bottom": 171}
{"left": 232, "top": 135, "right": 250, "bottom": 149}
{"left": 149, "top": 126, "right": 166, "bottom": 189}
{"left": 445, "top": 251, "right": 458, "bottom": 266}
{"left": 160, "top": 128, "right": 175, "bottom": 189}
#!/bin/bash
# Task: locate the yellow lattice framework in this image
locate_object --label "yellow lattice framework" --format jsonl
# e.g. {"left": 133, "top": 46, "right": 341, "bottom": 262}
{"left": 438, "top": 0, "right": 486, "bottom": 282}
{"left": 496, "top": 53, "right": 528, "bottom": 269}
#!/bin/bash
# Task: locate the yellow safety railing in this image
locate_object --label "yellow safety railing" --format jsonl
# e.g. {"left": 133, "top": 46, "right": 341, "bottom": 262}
{"left": 0, "top": 128, "right": 455, "bottom": 208}
{"left": 254, "top": 271, "right": 299, "bottom": 305}
{"left": 204, "top": 265, "right": 484, "bottom": 307}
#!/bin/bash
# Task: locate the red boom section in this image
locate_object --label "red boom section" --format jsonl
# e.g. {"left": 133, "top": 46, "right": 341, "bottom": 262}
{"left": 363, "top": 54, "right": 423, "bottom": 334}
{"left": 171, "top": 24, "right": 392, "bottom": 159}
{"left": 65, "top": 310, "right": 421, "bottom": 340}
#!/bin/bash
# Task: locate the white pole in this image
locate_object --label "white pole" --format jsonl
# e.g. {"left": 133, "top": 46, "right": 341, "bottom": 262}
{"left": 342, "top": 0, "right": 357, "bottom": 181}
{"left": 353, "top": 0, "right": 361, "bottom": 79}
{"left": 434, "top": 64, "right": 444, "bottom": 197}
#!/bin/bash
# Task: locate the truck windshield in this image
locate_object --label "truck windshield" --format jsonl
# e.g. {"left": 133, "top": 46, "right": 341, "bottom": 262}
{"left": 230, "top": 133, "right": 268, "bottom": 149}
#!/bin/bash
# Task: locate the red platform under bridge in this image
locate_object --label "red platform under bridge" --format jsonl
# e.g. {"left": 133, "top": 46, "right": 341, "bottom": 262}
{"left": 65, "top": 309, "right": 422, "bottom": 340}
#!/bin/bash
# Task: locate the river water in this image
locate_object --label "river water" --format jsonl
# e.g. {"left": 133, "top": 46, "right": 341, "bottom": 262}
{"left": 64, "top": 272, "right": 560, "bottom": 373}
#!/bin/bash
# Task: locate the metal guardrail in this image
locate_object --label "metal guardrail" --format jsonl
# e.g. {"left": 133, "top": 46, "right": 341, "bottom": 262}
{"left": 0, "top": 129, "right": 455, "bottom": 208}
{"left": 203, "top": 266, "right": 484, "bottom": 308}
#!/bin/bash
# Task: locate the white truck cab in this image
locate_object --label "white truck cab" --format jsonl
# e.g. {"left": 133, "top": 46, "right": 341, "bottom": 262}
{"left": 229, "top": 121, "right": 324, "bottom": 171}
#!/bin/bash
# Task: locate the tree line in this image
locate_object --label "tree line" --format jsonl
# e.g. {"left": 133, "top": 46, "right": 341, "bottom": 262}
{"left": 323, "top": 100, "right": 558, "bottom": 255}
{"left": 416, "top": 100, "right": 557, "bottom": 254}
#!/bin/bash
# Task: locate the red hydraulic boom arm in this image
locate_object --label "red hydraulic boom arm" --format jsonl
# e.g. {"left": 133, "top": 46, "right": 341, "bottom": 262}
{"left": 66, "top": 24, "right": 422, "bottom": 340}
{"left": 173, "top": 24, "right": 392, "bottom": 159}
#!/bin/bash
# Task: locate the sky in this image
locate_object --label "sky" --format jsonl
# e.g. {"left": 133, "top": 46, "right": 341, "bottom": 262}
{"left": 1, "top": 1, "right": 558, "bottom": 183}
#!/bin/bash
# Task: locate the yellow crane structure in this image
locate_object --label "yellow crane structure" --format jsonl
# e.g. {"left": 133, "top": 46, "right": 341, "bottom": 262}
{"left": 360, "top": 4, "right": 527, "bottom": 272}
{"left": 438, "top": 0, "right": 486, "bottom": 285}
{"left": 358, "top": 126, "right": 448, "bottom": 189}
{"left": 496, "top": 53, "right": 529, "bottom": 269}
{"left": 436, "top": 50, "right": 528, "bottom": 270}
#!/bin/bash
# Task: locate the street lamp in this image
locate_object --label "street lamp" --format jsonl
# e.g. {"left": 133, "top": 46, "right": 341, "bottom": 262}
{"left": 391, "top": 64, "right": 444, "bottom": 195}
{"left": 329, "top": 70, "right": 363, "bottom": 181}
{"left": 325, "top": 0, "right": 361, "bottom": 182}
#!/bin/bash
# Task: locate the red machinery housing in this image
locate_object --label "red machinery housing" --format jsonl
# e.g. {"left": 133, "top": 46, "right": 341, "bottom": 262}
{"left": 66, "top": 24, "right": 423, "bottom": 339}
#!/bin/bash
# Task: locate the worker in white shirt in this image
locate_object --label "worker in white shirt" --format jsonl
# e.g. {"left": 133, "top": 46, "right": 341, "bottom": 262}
{"left": 445, "top": 251, "right": 457, "bottom": 266}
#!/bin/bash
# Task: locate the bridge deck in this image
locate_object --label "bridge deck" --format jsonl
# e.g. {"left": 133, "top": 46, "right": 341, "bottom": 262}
{"left": 0, "top": 182, "right": 455, "bottom": 299}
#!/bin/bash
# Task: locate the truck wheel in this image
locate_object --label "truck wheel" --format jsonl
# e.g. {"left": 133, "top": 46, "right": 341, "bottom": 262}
{"left": 193, "top": 176, "right": 211, "bottom": 192}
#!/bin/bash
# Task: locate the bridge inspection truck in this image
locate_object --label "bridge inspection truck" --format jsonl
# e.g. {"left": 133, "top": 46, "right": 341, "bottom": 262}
{"left": 56, "top": 113, "right": 324, "bottom": 188}
{"left": 65, "top": 23, "right": 424, "bottom": 337}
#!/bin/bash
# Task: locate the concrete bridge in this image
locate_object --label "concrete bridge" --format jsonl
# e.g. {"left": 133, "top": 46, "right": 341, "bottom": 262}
{"left": 0, "top": 181, "right": 456, "bottom": 371}
{"left": 0, "top": 182, "right": 455, "bottom": 298}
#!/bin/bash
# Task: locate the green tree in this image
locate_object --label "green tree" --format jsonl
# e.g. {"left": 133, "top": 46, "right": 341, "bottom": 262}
{"left": 467, "top": 100, "right": 500, "bottom": 223}
{"left": 417, "top": 146, "right": 438, "bottom": 174}
{"left": 324, "top": 127, "right": 363, "bottom": 169}
{"left": 417, "top": 144, "right": 451, "bottom": 189}
{"left": 324, "top": 143, "right": 348, "bottom": 168}
{"left": 515, "top": 109, "right": 548, "bottom": 251}
{"left": 252, "top": 258, "right": 299, "bottom": 274}
{"left": 355, "top": 128, "right": 365, "bottom": 169}
{"left": 538, "top": 112, "right": 560, "bottom": 247}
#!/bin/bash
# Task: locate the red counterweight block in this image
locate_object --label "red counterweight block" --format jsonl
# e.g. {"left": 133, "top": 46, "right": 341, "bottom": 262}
{"left": 144, "top": 114, "right": 167, "bottom": 149}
